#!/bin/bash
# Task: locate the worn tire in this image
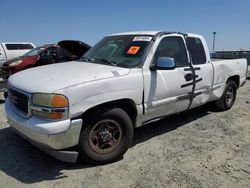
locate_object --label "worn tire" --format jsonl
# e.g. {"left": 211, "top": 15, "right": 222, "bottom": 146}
{"left": 215, "top": 81, "right": 237, "bottom": 110}
{"left": 79, "top": 108, "right": 133, "bottom": 164}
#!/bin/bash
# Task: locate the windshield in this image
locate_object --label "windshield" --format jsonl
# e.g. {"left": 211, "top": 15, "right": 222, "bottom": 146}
{"left": 22, "top": 47, "right": 46, "bottom": 57}
{"left": 81, "top": 35, "right": 153, "bottom": 68}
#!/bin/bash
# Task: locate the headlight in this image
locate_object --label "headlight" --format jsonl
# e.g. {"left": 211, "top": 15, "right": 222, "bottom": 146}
{"left": 32, "top": 93, "right": 69, "bottom": 107}
{"left": 31, "top": 93, "right": 69, "bottom": 120}
{"left": 9, "top": 60, "right": 22, "bottom": 67}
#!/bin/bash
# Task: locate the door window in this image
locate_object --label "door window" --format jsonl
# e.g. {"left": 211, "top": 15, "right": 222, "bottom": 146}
{"left": 155, "top": 37, "right": 189, "bottom": 67}
{"left": 40, "top": 47, "right": 55, "bottom": 58}
{"left": 186, "top": 37, "right": 206, "bottom": 65}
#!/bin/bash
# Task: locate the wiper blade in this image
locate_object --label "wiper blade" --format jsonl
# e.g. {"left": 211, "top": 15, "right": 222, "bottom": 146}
{"left": 79, "top": 57, "right": 118, "bottom": 66}
{"left": 92, "top": 58, "right": 117, "bottom": 66}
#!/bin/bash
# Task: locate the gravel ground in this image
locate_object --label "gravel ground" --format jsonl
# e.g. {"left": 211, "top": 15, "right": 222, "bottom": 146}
{"left": 0, "top": 79, "right": 250, "bottom": 188}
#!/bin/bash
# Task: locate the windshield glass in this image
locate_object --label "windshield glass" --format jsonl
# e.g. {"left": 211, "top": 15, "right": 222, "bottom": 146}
{"left": 22, "top": 47, "right": 45, "bottom": 57}
{"left": 81, "top": 35, "right": 153, "bottom": 68}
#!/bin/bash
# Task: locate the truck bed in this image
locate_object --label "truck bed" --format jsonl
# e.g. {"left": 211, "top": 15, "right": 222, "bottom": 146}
{"left": 211, "top": 58, "right": 247, "bottom": 83}
{"left": 206, "top": 58, "right": 247, "bottom": 101}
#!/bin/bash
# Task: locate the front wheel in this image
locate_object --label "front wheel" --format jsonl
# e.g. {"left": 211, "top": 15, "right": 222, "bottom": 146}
{"left": 79, "top": 108, "right": 133, "bottom": 164}
{"left": 215, "top": 81, "right": 237, "bottom": 110}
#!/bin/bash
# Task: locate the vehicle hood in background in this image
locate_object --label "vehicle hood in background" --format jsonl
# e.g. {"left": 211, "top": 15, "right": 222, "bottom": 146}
{"left": 8, "top": 61, "right": 130, "bottom": 93}
{"left": 57, "top": 40, "right": 91, "bottom": 58}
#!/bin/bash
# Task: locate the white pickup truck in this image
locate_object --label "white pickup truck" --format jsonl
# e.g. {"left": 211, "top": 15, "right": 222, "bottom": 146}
{"left": 5, "top": 31, "right": 248, "bottom": 164}
{"left": 0, "top": 42, "right": 35, "bottom": 67}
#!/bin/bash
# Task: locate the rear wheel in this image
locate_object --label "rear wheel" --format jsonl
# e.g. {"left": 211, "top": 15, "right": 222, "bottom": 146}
{"left": 79, "top": 108, "right": 133, "bottom": 164}
{"left": 215, "top": 81, "right": 237, "bottom": 110}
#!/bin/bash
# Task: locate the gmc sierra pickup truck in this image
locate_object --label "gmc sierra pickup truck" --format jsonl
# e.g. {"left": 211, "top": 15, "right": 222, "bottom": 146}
{"left": 5, "top": 31, "right": 248, "bottom": 164}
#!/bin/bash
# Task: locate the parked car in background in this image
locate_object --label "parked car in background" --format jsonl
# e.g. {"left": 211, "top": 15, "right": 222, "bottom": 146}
{"left": 0, "top": 42, "right": 35, "bottom": 67}
{"left": 0, "top": 40, "right": 90, "bottom": 80}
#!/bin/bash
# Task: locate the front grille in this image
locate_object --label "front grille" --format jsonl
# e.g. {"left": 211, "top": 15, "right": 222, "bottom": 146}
{"left": 9, "top": 88, "right": 29, "bottom": 114}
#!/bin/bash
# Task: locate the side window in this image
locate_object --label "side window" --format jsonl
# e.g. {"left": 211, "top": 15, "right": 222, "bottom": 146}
{"left": 155, "top": 36, "right": 189, "bottom": 67}
{"left": 40, "top": 47, "right": 54, "bottom": 58}
{"left": 5, "top": 44, "right": 34, "bottom": 50}
{"left": 186, "top": 37, "right": 206, "bottom": 65}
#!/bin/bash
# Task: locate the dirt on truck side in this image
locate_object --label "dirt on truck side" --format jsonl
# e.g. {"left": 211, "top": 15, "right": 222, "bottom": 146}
{"left": 0, "top": 79, "right": 250, "bottom": 188}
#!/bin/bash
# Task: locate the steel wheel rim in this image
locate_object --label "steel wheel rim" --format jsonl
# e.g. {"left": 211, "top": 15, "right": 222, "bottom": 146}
{"left": 89, "top": 119, "right": 122, "bottom": 154}
{"left": 226, "top": 87, "right": 234, "bottom": 104}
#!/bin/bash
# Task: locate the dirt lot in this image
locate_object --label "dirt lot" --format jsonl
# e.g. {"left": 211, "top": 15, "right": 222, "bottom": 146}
{"left": 0, "top": 80, "right": 250, "bottom": 188}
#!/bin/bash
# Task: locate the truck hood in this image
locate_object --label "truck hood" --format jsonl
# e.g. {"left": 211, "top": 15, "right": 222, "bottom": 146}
{"left": 8, "top": 61, "right": 130, "bottom": 93}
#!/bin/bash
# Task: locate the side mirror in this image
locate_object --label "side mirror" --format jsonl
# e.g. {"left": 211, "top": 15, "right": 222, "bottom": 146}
{"left": 150, "top": 57, "right": 176, "bottom": 71}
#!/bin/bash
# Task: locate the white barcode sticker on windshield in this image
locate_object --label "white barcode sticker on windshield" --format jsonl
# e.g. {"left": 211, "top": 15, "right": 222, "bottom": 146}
{"left": 133, "top": 36, "right": 152, "bottom": 42}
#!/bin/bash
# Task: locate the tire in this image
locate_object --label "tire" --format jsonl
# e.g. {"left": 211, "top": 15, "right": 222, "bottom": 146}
{"left": 215, "top": 81, "right": 237, "bottom": 110}
{"left": 79, "top": 108, "right": 133, "bottom": 164}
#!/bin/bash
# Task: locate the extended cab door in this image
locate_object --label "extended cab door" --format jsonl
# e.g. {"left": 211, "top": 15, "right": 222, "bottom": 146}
{"left": 143, "top": 35, "right": 193, "bottom": 121}
{"left": 186, "top": 36, "right": 213, "bottom": 109}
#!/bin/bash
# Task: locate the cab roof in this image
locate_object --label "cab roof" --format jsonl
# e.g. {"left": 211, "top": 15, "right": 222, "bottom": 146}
{"left": 110, "top": 31, "right": 202, "bottom": 38}
{"left": 110, "top": 31, "right": 160, "bottom": 36}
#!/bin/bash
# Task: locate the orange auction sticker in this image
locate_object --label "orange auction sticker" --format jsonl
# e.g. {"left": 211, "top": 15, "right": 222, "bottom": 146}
{"left": 127, "top": 46, "right": 140, "bottom": 55}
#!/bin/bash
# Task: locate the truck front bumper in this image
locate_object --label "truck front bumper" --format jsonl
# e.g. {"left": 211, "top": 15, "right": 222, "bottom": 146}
{"left": 5, "top": 99, "right": 83, "bottom": 162}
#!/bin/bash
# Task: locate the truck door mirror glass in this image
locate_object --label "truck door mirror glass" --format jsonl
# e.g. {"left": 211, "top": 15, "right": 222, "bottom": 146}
{"left": 153, "top": 57, "right": 176, "bottom": 70}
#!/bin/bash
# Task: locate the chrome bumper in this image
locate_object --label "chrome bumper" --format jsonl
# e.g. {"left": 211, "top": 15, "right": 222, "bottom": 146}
{"left": 8, "top": 117, "right": 82, "bottom": 150}
{"left": 5, "top": 98, "right": 83, "bottom": 162}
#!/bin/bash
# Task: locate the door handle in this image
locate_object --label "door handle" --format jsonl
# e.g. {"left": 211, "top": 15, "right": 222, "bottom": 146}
{"left": 185, "top": 73, "right": 194, "bottom": 81}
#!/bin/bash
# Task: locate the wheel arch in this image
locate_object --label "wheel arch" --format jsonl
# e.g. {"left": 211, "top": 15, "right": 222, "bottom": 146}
{"left": 227, "top": 75, "right": 240, "bottom": 88}
{"left": 81, "top": 98, "right": 138, "bottom": 127}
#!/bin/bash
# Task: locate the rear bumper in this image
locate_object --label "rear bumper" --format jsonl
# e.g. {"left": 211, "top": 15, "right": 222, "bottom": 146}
{"left": 5, "top": 98, "right": 82, "bottom": 150}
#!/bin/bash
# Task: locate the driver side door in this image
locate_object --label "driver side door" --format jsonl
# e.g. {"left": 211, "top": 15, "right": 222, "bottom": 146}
{"left": 143, "top": 36, "right": 192, "bottom": 121}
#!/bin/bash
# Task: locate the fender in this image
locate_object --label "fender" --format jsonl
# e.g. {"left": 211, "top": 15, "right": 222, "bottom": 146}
{"left": 69, "top": 89, "right": 142, "bottom": 119}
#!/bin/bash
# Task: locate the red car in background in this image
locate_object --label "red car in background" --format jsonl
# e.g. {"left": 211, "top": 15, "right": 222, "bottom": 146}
{"left": 0, "top": 40, "right": 90, "bottom": 80}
